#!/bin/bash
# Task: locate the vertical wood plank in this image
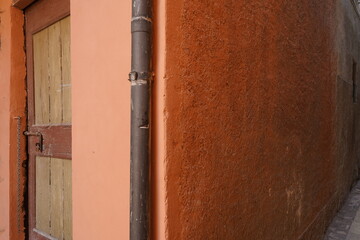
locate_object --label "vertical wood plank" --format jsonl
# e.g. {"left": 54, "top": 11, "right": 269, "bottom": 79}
{"left": 50, "top": 158, "right": 64, "bottom": 239}
{"left": 36, "top": 157, "right": 51, "bottom": 233}
{"left": 63, "top": 159, "right": 72, "bottom": 240}
{"left": 48, "top": 22, "right": 63, "bottom": 124}
{"left": 61, "top": 17, "right": 72, "bottom": 124}
{"left": 33, "top": 29, "right": 50, "bottom": 124}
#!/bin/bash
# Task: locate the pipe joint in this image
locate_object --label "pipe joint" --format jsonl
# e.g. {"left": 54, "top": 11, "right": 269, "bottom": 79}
{"left": 131, "top": 17, "right": 153, "bottom": 33}
{"left": 129, "top": 71, "right": 153, "bottom": 81}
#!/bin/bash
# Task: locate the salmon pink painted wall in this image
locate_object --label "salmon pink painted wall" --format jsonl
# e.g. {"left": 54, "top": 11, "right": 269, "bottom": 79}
{"left": 71, "top": 1, "right": 132, "bottom": 239}
{"left": 72, "top": 0, "right": 168, "bottom": 237}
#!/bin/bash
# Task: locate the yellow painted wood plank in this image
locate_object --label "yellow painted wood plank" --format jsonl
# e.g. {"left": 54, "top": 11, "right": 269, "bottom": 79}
{"left": 33, "top": 29, "right": 50, "bottom": 125}
{"left": 50, "top": 158, "right": 64, "bottom": 239}
{"left": 48, "top": 22, "right": 63, "bottom": 124}
{"left": 60, "top": 17, "right": 71, "bottom": 124}
{"left": 63, "top": 159, "right": 72, "bottom": 240}
{"left": 36, "top": 157, "right": 51, "bottom": 234}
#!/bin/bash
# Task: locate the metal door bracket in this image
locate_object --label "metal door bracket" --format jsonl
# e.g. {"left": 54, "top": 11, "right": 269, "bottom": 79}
{"left": 24, "top": 131, "right": 43, "bottom": 152}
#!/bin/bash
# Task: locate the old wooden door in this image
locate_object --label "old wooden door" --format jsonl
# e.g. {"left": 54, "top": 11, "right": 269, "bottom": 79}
{"left": 25, "top": 0, "right": 72, "bottom": 239}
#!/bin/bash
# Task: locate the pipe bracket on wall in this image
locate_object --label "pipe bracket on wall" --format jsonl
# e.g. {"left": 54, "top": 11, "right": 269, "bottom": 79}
{"left": 129, "top": 71, "right": 153, "bottom": 86}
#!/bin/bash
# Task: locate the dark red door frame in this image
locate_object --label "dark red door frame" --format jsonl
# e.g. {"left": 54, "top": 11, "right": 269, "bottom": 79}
{"left": 12, "top": 0, "right": 37, "bottom": 9}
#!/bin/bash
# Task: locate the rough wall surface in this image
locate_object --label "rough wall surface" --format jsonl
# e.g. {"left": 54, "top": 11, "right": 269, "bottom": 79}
{"left": 335, "top": 0, "right": 360, "bottom": 203}
{"left": 164, "top": 0, "right": 360, "bottom": 239}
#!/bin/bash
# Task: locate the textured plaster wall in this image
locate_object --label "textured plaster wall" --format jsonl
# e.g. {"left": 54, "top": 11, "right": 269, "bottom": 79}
{"left": 334, "top": 1, "right": 360, "bottom": 200}
{"left": 0, "top": 1, "right": 26, "bottom": 240}
{"left": 163, "top": 0, "right": 360, "bottom": 239}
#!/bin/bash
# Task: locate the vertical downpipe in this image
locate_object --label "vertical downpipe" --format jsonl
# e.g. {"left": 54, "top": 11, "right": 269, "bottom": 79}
{"left": 129, "top": 0, "right": 153, "bottom": 239}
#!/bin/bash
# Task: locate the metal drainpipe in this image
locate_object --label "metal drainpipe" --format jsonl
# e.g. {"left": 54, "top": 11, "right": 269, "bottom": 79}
{"left": 129, "top": 0, "right": 153, "bottom": 239}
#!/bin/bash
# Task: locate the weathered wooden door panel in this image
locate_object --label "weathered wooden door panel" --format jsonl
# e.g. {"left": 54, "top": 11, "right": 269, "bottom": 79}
{"left": 25, "top": 1, "right": 71, "bottom": 239}
{"left": 36, "top": 157, "right": 72, "bottom": 239}
{"left": 35, "top": 157, "right": 72, "bottom": 239}
{"left": 33, "top": 17, "right": 71, "bottom": 126}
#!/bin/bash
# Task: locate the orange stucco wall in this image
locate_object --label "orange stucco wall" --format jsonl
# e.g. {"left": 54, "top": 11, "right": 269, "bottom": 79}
{"left": 164, "top": 1, "right": 360, "bottom": 239}
{"left": 0, "top": 1, "right": 26, "bottom": 240}
{"left": 0, "top": 2, "right": 12, "bottom": 238}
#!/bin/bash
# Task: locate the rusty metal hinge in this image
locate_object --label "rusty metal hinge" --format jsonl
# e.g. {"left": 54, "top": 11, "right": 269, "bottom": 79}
{"left": 24, "top": 131, "right": 43, "bottom": 152}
